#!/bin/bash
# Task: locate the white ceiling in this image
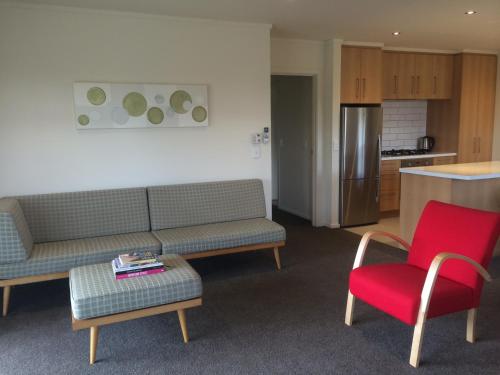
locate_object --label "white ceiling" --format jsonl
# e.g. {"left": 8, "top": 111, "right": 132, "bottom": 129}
{"left": 6, "top": 0, "right": 500, "bottom": 50}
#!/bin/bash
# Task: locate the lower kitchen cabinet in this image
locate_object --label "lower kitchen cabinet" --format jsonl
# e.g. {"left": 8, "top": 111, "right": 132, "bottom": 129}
{"left": 433, "top": 156, "right": 456, "bottom": 165}
{"left": 380, "top": 160, "right": 401, "bottom": 212}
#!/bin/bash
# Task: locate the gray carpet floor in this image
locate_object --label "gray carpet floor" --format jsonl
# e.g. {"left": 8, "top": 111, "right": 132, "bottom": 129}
{"left": 0, "top": 210, "right": 499, "bottom": 374}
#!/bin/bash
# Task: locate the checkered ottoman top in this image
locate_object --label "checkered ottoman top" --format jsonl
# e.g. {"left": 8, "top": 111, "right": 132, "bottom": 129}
{"left": 69, "top": 254, "right": 202, "bottom": 320}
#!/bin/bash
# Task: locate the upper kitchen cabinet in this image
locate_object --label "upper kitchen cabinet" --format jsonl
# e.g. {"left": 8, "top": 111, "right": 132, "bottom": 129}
{"left": 432, "top": 54, "right": 454, "bottom": 99}
{"left": 382, "top": 52, "right": 453, "bottom": 99}
{"left": 341, "top": 46, "right": 382, "bottom": 104}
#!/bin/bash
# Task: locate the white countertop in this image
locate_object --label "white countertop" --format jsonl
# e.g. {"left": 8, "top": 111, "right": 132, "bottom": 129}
{"left": 399, "top": 161, "right": 500, "bottom": 180}
{"left": 381, "top": 152, "right": 456, "bottom": 161}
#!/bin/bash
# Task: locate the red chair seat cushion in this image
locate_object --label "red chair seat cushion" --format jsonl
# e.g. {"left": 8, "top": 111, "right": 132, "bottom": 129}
{"left": 349, "top": 263, "right": 475, "bottom": 325}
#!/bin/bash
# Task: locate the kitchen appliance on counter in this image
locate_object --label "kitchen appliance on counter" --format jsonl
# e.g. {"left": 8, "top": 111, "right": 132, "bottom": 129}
{"left": 340, "top": 105, "right": 382, "bottom": 227}
{"left": 417, "top": 136, "right": 435, "bottom": 152}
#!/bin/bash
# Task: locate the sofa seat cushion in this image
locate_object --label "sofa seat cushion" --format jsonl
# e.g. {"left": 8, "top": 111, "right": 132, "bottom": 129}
{"left": 0, "top": 232, "right": 161, "bottom": 279}
{"left": 153, "top": 218, "right": 286, "bottom": 255}
{"left": 70, "top": 254, "right": 202, "bottom": 320}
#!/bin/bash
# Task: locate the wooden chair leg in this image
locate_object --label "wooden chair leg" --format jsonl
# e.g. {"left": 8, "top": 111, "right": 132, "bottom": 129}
{"left": 273, "top": 247, "right": 281, "bottom": 270}
{"left": 409, "top": 311, "right": 426, "bottom": 368}
{"left": 89, "top": 326, "right": 99, "bottom": 365}
{"left": 3, "top": 286, "right": 11, "bottom": 317}
{"left": 345, "top": 292, "right": 355, "bottom": 326}
{"left": 466, "top": 308, "right": 477, "bottom": 343}
{"left": 177, "top": 309, "right": 189, "bottom": 343}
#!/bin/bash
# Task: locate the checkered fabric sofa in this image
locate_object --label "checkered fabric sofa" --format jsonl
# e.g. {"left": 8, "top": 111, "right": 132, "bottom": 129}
{"left": 148, "top": 180, "right": 286, "bottom": 257}
{"left": 0, "top": 179, "right": 285, "bottom": 315}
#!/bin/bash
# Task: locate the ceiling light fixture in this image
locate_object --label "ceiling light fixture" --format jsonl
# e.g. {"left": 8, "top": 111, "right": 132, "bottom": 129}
{"left": 392, "top": 31, "right": 400, "bottom": 36}
{"left": 465, "top": 10, "right": 477, "bottom": 15}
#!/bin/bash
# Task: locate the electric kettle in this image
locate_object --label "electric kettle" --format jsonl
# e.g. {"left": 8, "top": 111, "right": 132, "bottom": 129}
{"left": 417, "top": 136, "right": 435, "bottom": 152}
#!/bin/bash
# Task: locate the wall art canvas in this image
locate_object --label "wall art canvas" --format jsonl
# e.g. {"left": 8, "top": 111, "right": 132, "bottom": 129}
{"left": 73, "top": 82, "right": 208, "bottom": 129}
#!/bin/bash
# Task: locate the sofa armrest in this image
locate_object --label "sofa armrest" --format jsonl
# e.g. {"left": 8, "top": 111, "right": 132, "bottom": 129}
{"left": 0, "top": 198, "right": 33, "bottom": 264}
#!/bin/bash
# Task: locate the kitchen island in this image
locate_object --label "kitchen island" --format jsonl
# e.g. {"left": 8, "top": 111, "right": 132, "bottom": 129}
{"left": 399, "top": 161, "right": 500, "bottom": 255}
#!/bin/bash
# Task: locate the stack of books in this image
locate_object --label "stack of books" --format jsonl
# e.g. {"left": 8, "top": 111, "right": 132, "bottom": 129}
{"left": 111, "top": 251, "right": 167, "bottom": 280}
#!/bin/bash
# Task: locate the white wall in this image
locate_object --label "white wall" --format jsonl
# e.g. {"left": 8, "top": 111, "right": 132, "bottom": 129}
{"left": 0, "top": 5, "right": 273, "bottom": 215}
{"left": 270, "top": 38, "right": 327, "bottom": 226}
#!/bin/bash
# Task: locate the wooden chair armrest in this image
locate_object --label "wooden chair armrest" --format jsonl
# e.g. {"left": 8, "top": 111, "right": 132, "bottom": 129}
{"left": 418, "top": 252, "right": 492, "bottom": 316}
{"left": 352, "top": 231, "right": 411, "bottom": 269}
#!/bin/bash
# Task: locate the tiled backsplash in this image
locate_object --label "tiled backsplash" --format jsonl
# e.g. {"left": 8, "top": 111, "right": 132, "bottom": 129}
{"left": 382, "top": 100, "right": 427, "bottom": 150}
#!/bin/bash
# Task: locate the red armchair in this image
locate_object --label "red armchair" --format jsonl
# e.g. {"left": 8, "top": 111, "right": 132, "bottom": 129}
{"left": 345, "top": 200, "right": 500, "bottom": 367}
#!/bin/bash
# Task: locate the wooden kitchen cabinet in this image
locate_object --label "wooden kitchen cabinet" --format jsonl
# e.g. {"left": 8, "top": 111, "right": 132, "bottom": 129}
{"left": 382, "top": 52, "right": 399, "bottom": 99}
{"left": 433, "top": 156, "right": 456, "bottom": 165}
{"left": 414, "top": 54, "right": 434, "bottom": 98}
{"left": 382, "top": 52, "right": 453, "bottom": 100}
{"left": 427, "top": 53, "right": 497, "bottom": 163}
{"left": 341, "top": 46, "right": 382, "bottom": 103}
{"left": 380, "top": 160, "right": 401, "bottom": 212}
{"left": 432, "top": 54, "right": 454, "bottom": 99}
{"left": 458, "top": 54, "right": 497, "bottom": 163}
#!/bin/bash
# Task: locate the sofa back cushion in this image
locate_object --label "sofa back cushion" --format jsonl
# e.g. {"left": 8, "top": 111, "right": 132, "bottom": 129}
{"left": 148, "top": 179, "right": 267, "bottom": 230}
{"left": 15, "top": 188, "right": 150, "bottom": 243}
{"left": 0, "top": 198, "right": 34, "bottom": 263}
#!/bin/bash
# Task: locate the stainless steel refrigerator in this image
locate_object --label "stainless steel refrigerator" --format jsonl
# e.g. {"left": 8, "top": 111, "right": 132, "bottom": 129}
{"left": 340, "top": 105, "right": 382, "bottom": 227}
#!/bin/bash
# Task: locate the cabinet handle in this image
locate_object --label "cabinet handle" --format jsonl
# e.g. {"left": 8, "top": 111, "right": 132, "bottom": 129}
{"left": 417, "top": 76, "right": 420, "bottom": 94}
{"left": 393, "top": 76, "right": 397, "bottom": 94}
{"left": 362, "top": 78, "right": 366, "bottom": 98}
{"left": 433, "top": 76, "right": 437, "bottom": 94}
{"left": 356, "top": 78, "right": 360, "bottom": 98}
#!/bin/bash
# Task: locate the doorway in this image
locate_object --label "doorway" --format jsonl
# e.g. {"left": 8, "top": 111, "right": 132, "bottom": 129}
{"left": 271, "top": 75, "right": 314, "bottom": 221}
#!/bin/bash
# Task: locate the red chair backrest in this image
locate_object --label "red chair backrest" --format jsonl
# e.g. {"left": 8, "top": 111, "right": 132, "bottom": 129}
{"left": 408, "top": 200, "right": 500, "bottom": 294}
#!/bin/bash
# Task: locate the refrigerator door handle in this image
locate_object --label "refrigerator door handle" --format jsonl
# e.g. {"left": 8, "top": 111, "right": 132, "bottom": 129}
{"left": 376, "top": 134, "right": 381, "bottom": 202}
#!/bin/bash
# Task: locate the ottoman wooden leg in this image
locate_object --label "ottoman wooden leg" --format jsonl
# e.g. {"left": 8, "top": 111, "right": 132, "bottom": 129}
{"left": 177, "top": 309, "right": 189, "bottom": 343}
{"left": 3, "top": 286, "right": 11, "bottom": 317}
{"left": 90, "top": 326, "right": 99, "bottom": 365}
{"left": 273, "top": 247, "right": 281, "bottom": 270}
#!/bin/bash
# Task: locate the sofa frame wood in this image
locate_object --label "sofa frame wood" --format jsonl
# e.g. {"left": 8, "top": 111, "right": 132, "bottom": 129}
{"left": 345, "top": 230, "right": 492, "bottom": 368}
{"left": 0, "top": 240, "right": 284, "bottom": 317}
{"left": 72, "top": 297, "right": 202, "bottom": 365}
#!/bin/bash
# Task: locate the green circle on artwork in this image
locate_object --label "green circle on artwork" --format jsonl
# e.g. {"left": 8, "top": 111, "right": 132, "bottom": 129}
{"left": 123, "top": 92, "right": 147, "bottom": 117}
{"left": 86, "top": 87, "right": 106, "bottom": 106}
{"left": 147, "top": 107, "right": 164, "bottom": 125}
{"left": 170, "top": 90, "right": 192, "bottom": 114}
{"left": 78, "top": 114, "right": 90, "bottom": 126}
{"left": 192, "top": 106, "right": 207, "bottom": 122}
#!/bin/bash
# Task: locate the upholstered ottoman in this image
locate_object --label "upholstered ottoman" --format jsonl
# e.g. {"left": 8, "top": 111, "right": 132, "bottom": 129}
{"left": 69, "top": 254, "right": 202, "bottom": 364}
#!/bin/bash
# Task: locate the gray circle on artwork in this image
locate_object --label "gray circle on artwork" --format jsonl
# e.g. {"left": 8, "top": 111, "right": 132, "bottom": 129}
{"left": 165, "top": 106, "right": 176, "bottom": 118}
{"left": 183, "top": 101, "right": 194, "bottom": 112}
{"left": 111, "top": 107, "right": 129, "bottom": 125}
{"left": 154, "top": 94, "right": 165, "bottom": 104}
{"left": 89, "top": 111, "right": 101, "bottom": 121}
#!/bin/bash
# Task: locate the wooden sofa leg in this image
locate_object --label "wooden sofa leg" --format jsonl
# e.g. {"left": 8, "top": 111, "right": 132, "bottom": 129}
{"left": 409, "top": 312, "right": 426, "bottom": 368}
{"left": 345, "top": 292, "right": 355, "bottom": 326}
{"left": 273, "top": 247, "right": 281, "bottom": 270}
{"left": 90, "top": 326, "right": 99, "bottom": 365}
{"left": 177, "top": 309, "right": 189, "bottom": 343}
{"left": 3, "top": 286, "right": 11, "bottom": 317}
{"left": 466, "top": 308, "right": 477, "bottom": 343}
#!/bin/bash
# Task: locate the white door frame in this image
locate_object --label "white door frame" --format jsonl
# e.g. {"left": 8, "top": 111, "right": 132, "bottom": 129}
{"left": 271, "top": 72, "right": 319, "bottom": 226}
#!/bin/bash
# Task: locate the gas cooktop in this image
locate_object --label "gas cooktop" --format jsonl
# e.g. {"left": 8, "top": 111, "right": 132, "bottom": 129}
{"left": 381, "top": 149, "right": 429, "bottom": 157}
